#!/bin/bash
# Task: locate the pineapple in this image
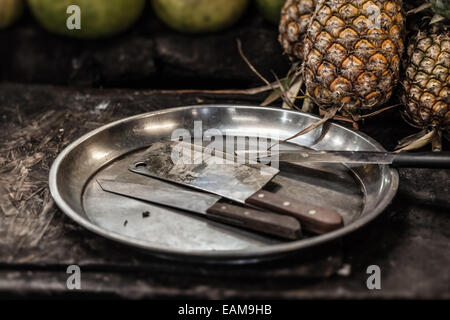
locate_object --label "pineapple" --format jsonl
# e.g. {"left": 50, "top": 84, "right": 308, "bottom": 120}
{"left": 402, "top": 31, "right": 449, "bottom": 137}
{"left": 279, "top": 0, "right": 317, "bottom": 60}
{"left": 303, "top": 0, "right": 405, "bottom": 117}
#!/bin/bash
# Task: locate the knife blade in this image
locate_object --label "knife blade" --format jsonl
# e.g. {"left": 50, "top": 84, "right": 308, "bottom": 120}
{"left": 96, "top": 178, "right": 302, "bottom": 240}
{"left": 129, "top": 141, "right": 343, "bottom": 234}
{"left": 235, "top": 150, "right": 450, "bottom": 168}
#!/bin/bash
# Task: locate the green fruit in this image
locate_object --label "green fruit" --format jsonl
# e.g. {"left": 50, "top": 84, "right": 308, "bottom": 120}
{"left": 0, "top": 0, "right": 24, "bottom": 29}
{"left": 27, "top": 0, "right": 146, "bottom": 39}
{"left": 151, "top": 0, "right": 249, "bottom": 33}
{"left": 255, "top": 0, "right": 284, "bottom": 25}
{"left": 431, "top": 0, "right": 450, "bottom": 20}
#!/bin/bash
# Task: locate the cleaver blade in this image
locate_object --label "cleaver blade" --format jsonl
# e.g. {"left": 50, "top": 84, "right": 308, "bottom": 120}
{"left": 128, "top": 141, "right": 343, "bottom": 234}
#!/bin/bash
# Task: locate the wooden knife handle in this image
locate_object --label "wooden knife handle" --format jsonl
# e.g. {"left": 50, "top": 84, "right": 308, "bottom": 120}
{"left": 206, "top": 202, "right": 302, "bottom": 240}
{"left": 246, "top": 190, "right": 343, "bottom": 234}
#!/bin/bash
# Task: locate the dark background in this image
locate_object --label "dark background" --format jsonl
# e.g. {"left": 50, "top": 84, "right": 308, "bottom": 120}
{"left": 0, "top": 4, "right": 290, "bottom": 89}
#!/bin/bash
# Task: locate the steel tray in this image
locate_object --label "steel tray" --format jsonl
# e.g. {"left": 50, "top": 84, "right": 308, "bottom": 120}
{"left": 49, "top": 105, "right": 399, "bottom": 263}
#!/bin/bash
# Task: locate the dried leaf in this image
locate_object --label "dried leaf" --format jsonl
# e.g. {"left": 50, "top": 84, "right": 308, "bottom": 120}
{"left": 407, "top": 3, "right": 432, "bottom": 15}
{"left": 272, "top": 72, "right": 296, "bottom": 110}
{"left": 397, "top": 129, "right": 428, "bottom": 149}
{"left": 237, "top": 39, "right": 271, "bottom": 87}
{"left": 261, "top": 77, "right": 290, "bottom": 106}
{"left": 430, "top": 14, "right": 445, "bottom": 24}
{"left": 432, "top": 130, "right": 443, "bottom": 152}
{"left": 359, "top": 104, "right": 401, "bottom": 120}
{"left": 261, "top": 90, "right": 282, "bottom": 106}
{"left": 269, "top": 106, "right": 339, "bottom": 150}
{"left": 282, "top": 77, "right": 303, "bottom": 109}
{"left": 395, "top": 130, "right": 436, "bottom": 152}
{"left": 302, "top": 97, "right": 314, "bottom": 113}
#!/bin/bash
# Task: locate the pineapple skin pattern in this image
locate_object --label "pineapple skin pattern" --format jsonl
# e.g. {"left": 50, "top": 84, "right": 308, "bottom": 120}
{"left": 279, "top": 0, "right": 318, "bottom": 60}
{"left": 303, "top": 0, "right": 405, "bottom": 116}
{"left": 403, "top": 32, "right": 449, "bottom": 131}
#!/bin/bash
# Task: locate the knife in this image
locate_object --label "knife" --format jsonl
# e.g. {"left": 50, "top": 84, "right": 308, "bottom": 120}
{"left": 128, "top": 141, "right": 343, "bottom": 234}
{"left": 235, "top": 150, "right": 450, "bottom": 168}
{"left": 96, "top": 178, "right": 302, "bottom": 240}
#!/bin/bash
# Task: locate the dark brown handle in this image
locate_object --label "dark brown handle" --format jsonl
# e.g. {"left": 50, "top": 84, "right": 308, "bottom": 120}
{"left": 206, "top": 202, "right": 302, "bottom": 240}
{"left": 246, "top": 190, "right": 343, "bottom": 234}
{"left": 392, "top": 152, "right": 450, "bottom": 168}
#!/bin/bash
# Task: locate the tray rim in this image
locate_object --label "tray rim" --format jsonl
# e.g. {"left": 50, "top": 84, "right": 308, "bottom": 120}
{"left": 49, "top": 104, "right": 399, "bottom": 263}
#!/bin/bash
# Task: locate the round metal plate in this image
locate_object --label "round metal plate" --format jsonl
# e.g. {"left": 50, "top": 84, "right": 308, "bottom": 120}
{"left": 49, "top": 105, "right": 399, "bottom": 263}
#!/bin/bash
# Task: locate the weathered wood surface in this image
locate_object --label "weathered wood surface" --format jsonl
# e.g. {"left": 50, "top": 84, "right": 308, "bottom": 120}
{"left": 0, "top": 83, "right": 448, "bottom": 299}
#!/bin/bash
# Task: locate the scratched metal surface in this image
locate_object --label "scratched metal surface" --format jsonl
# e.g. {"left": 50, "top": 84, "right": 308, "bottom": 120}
{"left": 84, "top": 149, "right": 280, "bottom": 252}
{"left": 50, "top": 105, "right": 398, "bottom": 263}
{"left": 129, "top": 141, "right": 279, "bottom": 203}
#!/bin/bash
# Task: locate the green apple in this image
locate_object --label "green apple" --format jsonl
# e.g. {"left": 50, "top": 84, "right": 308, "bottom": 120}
{"left": 27, "top": 0, "right": 146, "bottom": 39}
{"left": 255, "top": 0, "right": 284, "bottom": 25}
{"left": 151, "top": 0, "right": 250, "bottom": 33}
{"left": 0, "top": 0, "right": 24, "bottom": 29}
